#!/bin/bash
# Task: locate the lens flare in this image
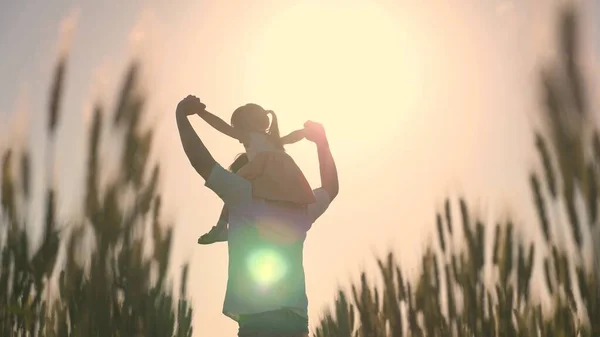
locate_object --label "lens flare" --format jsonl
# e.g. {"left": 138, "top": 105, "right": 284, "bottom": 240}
{"left": 247, "top": 248, "right": 288, "bottom": 287}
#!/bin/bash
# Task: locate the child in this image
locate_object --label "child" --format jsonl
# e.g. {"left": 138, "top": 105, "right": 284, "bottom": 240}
{"left": 196, "top": 103, "right": 315, "bottom": 244}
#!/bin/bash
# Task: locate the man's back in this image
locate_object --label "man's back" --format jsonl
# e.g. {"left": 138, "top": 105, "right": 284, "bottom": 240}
{"left": 225, "top": 201, "right": 308, "bottom": 320}
{"left": 205, "top": 164, "right": 332, "bottom": 321}
{"left": 175, "top": 100, "right": 338, "bottom": 336}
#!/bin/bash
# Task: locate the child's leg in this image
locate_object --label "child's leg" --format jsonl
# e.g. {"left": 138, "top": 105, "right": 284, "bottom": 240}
{"left": 197, "top": 206, "right": 229, "bottom": 244}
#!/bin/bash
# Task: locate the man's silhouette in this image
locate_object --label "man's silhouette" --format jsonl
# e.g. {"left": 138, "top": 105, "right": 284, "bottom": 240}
{"left": 176, "top": 95, "right": 339, "bottom": 337}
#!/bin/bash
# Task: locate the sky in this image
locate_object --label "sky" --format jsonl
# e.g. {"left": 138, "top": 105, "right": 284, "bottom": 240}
{"left": 1, "top": 0, "right": 600, "bottom": 336}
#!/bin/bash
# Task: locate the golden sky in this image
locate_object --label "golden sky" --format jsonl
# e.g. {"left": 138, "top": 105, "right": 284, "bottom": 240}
{"left": 1, "top": 0, "right": 600, "bottom": 336}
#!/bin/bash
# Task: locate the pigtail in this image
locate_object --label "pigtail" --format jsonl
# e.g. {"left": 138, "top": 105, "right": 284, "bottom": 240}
{"left": 266, "top": 110, "right": 284, "bottom": 150}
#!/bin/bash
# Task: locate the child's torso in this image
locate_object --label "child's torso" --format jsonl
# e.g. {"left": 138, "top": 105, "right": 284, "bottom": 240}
{"left": 246, "top": 132, "right": 283, "bottom": 160}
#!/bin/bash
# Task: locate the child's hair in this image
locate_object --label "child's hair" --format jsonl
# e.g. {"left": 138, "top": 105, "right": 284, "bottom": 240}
{"left": 228, "top": 153, "right": 249, "bottom": 173}
{"left": 230, "top": 103, "right": 283, "bottom": 150}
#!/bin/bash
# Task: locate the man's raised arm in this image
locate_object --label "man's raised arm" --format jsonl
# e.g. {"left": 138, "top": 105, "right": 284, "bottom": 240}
{"left": 176, "top": 95, "right": 216, "bottom": 181}
{"left": 304, "top": 121, "right": 339, "bottom": 200}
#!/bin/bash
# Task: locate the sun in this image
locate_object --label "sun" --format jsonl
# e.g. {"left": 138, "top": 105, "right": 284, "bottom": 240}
{"left": 242, "top": 1, "right": 425, "bottom": 148}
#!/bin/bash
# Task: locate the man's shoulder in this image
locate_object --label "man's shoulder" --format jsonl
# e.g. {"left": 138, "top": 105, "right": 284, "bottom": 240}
{"left": 205, "top": 163, "right": 253, "bottom": 208}
{"left": 312, "top": 188, "right": 331, "bottom": 206}
{"left": 308, "top": 188, "right": 332, "bottom": 223}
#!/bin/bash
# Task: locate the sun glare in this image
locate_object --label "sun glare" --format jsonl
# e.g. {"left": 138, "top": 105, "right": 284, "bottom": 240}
{"left": 244, "top": 1, "right": 425, "bottom": 148}
{"left": 247, "top": 248, "right": 288, "bottom": 288}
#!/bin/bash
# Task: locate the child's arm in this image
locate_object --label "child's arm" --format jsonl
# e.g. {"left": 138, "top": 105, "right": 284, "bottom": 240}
{"left": 280, "top": 129, "right": 305, "bottom": 145}
{"left": 197, "top": 110, "right": 247, "bottom": 142}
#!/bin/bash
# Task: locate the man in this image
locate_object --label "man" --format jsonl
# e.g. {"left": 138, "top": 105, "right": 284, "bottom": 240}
{"left": 176, "top": 95, "right": 339, "bottom": 337}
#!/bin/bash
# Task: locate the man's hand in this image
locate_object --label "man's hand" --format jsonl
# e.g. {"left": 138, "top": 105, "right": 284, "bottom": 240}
{"left": 303, "top": 121, "right": 328, "bottom": 146}
{"left": 176, "top": 95, "right": 206, "bottom": 117}
{"left": 175, "top": 95, "right": 216, "bottom": 180}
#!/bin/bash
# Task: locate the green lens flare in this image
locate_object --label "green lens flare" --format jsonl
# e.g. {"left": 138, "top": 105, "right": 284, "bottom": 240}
{"left": 247, "top": 249, "right": 288, "bottom": 287}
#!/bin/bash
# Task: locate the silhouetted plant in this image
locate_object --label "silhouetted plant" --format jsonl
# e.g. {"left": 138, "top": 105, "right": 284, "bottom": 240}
{"left": 0, "top": 53, "right": 193, "bottom": 336}
{"left": 315, "top": 5, "right": 598, "bottom": 337}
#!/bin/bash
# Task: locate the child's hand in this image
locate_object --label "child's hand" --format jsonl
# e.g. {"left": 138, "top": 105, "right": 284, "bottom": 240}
{"left": 303, "top": 121, "right": 327, "bottom": 144}
{"left": 176, "top": 95, "right": 206, "bottom": 116}
{"left": 195, "top": 101, "right": 208, "bottom": 116}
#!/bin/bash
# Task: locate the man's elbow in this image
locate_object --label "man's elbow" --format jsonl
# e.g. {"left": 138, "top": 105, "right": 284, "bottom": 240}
{"left": 331, "top": 185, "right": 339, "bottom": 200}
{"left": 324, "top": 183, "right": 339, "bottom": 201}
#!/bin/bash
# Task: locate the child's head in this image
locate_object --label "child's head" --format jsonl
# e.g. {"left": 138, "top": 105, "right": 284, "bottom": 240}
{"left": 231, "top": 103, "right": 283, "bottom": 149}
{"left": 231, "top": 103, "right": 269, "bottom": 132}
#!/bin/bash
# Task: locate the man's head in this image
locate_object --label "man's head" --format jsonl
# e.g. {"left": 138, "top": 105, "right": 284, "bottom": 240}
{"left": 229, "top": 153, "right": 249, "bottom": 173}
